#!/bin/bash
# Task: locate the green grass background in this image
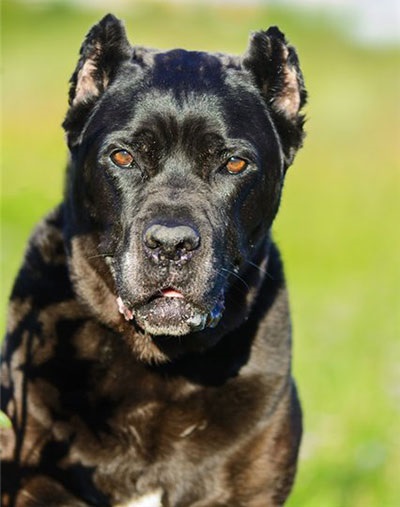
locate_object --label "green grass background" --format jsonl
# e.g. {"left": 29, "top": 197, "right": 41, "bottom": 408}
{"left": 2, "top": 1, "right": 399, "bottom": 505}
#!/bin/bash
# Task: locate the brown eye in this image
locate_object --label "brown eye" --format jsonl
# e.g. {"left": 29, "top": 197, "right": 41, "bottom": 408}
{"left": 226, "top": 157, "right": 247, "bottom": 174}
{"left": 110, "top": 149, "right": 134, "bottom": 168}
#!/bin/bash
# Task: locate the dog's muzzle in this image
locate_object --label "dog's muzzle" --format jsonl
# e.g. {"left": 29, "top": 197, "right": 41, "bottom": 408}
{"left": 116, "top": 219, "right": 225, "bottom": 335}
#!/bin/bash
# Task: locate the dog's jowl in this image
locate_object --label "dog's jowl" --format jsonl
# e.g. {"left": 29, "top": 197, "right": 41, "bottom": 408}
{"left": 1, "top": 15, "right": 307, "bottom": 507}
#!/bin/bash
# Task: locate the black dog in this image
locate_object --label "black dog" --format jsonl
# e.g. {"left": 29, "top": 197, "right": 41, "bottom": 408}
{"left": 1, "top": 14, "right": 306, "bottom": 506}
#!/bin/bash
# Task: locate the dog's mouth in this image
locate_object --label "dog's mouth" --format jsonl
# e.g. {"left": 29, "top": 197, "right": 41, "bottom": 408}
{"left": 117, "top": 288, "right": 225, "bottom": 336}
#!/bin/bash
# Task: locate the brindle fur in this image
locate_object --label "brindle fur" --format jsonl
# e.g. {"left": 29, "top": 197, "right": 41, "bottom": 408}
{"left": 1, "top": 15, "right": 306, "bottom": 506}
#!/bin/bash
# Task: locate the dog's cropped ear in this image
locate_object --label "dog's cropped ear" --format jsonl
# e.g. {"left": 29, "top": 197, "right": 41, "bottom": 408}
{"left": 68, "top": 14, "right": 131, "bottom": 106}
{"left": 242, "top": 27, "right": 307, "bottom": 168}
{"left": 63, "top": 14, "right": 131, "bottom": 145}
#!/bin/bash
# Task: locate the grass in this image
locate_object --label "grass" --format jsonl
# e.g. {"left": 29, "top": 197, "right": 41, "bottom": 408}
{"left": 2, "top": 1, "right": 400, "bottom": 505}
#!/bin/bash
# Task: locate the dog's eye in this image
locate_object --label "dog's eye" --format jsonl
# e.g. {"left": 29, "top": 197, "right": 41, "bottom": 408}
{"left": 110, "top": 150, "right": 135, "bottom": 168}
{"left": 225, "top": 157, "right": 248, "bottom": 174}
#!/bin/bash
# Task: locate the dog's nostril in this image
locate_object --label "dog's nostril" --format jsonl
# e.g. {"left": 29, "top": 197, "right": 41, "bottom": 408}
{"left": 144, "top": 232, "right": 161, "bottom": 250}
{"left": 177, "top": 239, "right": 194, "bottom": 251}
{"left": 144, "top": 224, "right": 200, "bottom": 258}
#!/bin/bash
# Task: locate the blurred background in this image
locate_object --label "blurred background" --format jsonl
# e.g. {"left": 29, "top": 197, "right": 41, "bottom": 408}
{"left": 1, "top": 0, "right": 399, "bottom": 505}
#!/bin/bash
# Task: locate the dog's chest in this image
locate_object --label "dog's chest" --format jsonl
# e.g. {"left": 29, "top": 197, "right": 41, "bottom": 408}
{"left": 28, "top": 315, "right": 266, "bottom": 500}
{"left": 75, "top": 355, "right": 264, "bottom": 502}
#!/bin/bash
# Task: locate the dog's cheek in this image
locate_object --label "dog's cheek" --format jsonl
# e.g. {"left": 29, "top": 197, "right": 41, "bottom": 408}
{"left": 249, "top": 180, "right": 281, "bottom": 240}
{"left": 67, "top": 236, "right": 121, "bottom": 326}
{"left": 115, "top": 248, "right": 143, "bottom": 299}
{"left": 225, "top": 177, "right": 277, "bottom": 262}
{"left": 68, "top": 157, "right": 130, "bottom": 249}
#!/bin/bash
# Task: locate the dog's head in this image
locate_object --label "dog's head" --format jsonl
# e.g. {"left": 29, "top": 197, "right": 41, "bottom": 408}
{"left": 62, "top": 15, "right": 306, "bottom": 362}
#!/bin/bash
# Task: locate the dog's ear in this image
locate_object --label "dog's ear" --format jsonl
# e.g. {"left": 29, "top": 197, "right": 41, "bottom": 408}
{"left": 63, "top": 14, "right": 131, "bottom": 145}
{"left": 68, "top": 14, "right": 131, "bottom": 106}
{"left": 242, "top": 27, "right": 307, "bottom": 168}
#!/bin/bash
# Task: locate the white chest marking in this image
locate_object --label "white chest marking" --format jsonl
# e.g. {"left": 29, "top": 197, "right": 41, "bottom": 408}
{"left": 115, "top": 490, "right": 163, "bottom": 507}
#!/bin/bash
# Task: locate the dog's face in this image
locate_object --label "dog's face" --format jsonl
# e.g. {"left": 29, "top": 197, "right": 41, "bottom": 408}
{"left": 63, "top": 15, "right": 306, "bottom": 362}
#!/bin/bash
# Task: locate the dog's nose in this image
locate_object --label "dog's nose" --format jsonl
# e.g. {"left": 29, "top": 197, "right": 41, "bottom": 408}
{"left": 144, "top": 223, "right": 200, "bottom": 261}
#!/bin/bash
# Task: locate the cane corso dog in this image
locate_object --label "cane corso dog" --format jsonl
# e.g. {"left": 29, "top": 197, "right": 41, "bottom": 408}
{"left": 1, "top": 14, "right": 307, "bottom": 507}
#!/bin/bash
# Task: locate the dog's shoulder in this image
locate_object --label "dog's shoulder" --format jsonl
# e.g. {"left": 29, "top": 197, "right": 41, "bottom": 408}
{"left": 1, "top": 205, "right": 86, "bottom": 418}
{"left": 8, "top": 205, "right": 71, "bottom": 311}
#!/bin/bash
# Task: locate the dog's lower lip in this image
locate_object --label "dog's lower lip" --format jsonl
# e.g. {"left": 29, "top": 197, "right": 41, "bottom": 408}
{"left": 116, "top": 290, "right": 185, "bottom": 322}
{"left": 117, "top": 289, "right": 225, "bottom": 334}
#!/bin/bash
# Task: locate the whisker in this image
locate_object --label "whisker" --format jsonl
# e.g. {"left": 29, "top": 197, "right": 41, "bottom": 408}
{"left": 242, "top": 259, "right": 274, "bottom": 280}
{"left": 87, "top": 253, "right": 115, "bottom": 260}
{"left": 215, "top": 271, "right": 248, "bottom": 297}
{"left": 219, "top": 267, "right": 250, "bottom": 290}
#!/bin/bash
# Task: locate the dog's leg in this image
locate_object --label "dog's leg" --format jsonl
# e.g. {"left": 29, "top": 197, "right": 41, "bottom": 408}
{"left": 226, "top": 382, "right": 302, "bottom": 507}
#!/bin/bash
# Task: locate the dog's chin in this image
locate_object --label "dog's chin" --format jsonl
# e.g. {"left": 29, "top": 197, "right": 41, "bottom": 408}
{"left": 134, "top": 299, "right": 195, "bottom": 336}
{"left": 117, "top": 291, "right": 225, "bottom": 337}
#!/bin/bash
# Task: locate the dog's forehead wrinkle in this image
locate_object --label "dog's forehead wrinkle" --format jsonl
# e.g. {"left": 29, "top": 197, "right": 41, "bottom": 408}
{"left": 137, "top": 90, "right": 224, "bottom": 124}
{"left": 98, "top": 93, "right": 235, "bottom": 165}
{"left": 111, "top": 107, "right": 272, "bottom": 172}
{"left": 94, "top": 82, "right": 277, "bottom": 160}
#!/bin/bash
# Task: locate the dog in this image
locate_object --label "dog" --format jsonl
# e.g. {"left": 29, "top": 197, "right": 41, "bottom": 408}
{"left": 1, "top": 14, "right": 307, "bottom": 506}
